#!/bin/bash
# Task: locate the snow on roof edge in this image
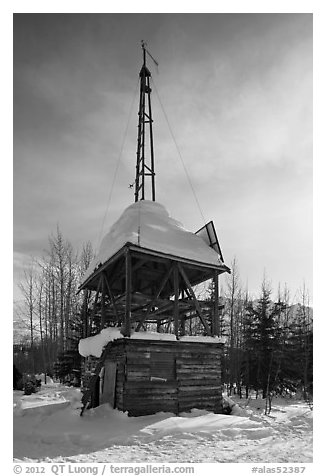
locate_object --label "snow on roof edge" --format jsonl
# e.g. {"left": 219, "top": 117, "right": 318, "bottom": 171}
{"left": 79, "top": 328, "right": 225, "bottom": 358}
{"left": 80, "top": 201, "right": 228, "bottom": 286}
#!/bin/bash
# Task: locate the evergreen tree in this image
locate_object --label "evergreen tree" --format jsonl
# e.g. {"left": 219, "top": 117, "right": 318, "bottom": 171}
{"left": 283, "top": 301, "right": 313, "bottom": 402}
{"left": 242, "top": 279, "right": 282, "bottom": 398}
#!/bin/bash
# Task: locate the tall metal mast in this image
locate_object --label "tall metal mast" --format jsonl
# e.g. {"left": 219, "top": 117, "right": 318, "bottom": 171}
{"left": 134, "top": 41, "right": 156, "bottom": 202}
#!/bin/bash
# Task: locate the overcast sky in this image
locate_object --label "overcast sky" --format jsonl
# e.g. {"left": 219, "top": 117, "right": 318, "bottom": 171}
{"left": 13, "top": 13, "right": 312, "bottom": 303}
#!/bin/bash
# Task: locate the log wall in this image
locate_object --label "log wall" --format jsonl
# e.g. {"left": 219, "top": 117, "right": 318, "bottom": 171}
{"left": 102, "top": 338, "right": 223, "bottom": 416}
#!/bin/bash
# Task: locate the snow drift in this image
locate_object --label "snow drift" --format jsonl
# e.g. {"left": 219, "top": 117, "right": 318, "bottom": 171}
{"left": 13, "top": 385, "right": 313, "bottom": 463}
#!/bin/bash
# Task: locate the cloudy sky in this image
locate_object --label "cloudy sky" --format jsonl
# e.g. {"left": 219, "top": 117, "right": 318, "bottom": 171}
{"left": 13, "top": 13, "right": 312, "bottom": 303}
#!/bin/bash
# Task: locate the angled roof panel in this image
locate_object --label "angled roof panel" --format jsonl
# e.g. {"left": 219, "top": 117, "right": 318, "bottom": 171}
{"left": 195, "top": 221, "right": 224, "bottom": 263}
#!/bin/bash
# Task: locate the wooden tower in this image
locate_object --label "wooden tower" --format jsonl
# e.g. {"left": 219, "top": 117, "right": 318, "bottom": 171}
{"left": 79, "top": 43, "right": 230, "bottom": 416}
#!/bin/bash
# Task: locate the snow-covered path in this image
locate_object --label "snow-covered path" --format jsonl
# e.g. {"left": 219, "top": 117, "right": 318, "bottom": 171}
{"left": 13, "top": 385, "right": 313, "bottom": 463}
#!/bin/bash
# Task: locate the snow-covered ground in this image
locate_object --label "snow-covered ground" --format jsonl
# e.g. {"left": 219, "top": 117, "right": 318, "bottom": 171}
{"left": 13, "top": 382, "right": 313, "bottom": 463}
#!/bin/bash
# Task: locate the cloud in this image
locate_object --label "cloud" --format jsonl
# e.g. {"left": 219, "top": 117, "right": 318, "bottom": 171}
{"left": 13, "top": 13, "right": 312, "bottom": 301}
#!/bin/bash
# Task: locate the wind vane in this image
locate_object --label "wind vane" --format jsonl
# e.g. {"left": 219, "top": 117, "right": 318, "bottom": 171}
{"left": 141, "top": 40, "right": 159, "bottom": 72}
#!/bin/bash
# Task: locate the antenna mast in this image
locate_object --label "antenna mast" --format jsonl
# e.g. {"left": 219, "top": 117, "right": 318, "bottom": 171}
{"left": 134, "top": 41, "right": 156, "bottom": 202}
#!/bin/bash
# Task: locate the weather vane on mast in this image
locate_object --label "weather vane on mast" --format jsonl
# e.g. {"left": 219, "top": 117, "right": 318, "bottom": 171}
{"left": 141, "top": 40, "right": 159, "bottom": 72}
{"left": 134, "top": 41, "right": 159, "bottom": 202}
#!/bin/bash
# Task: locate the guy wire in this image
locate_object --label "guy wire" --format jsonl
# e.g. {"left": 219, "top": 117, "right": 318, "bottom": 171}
{"left": 152, "top": 78, "right": 207, "bottom": 227}
{"left": 96, "top": 78, "right": 140, "bottom": 253}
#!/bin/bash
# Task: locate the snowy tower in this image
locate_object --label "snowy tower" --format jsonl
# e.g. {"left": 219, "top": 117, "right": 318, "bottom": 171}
{"left": 134, "top": 40, "right": 156, "bottom": 202}
{"left": 79, "top": 43, "right": 230, "bottom": 417}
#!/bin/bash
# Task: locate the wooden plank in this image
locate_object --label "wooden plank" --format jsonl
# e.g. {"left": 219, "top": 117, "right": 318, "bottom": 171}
{"left": 124, "top": 380, "right": 177, "bottom": 390}
{"left": 126, "top": 362, "right": 151, "bottom": 370}
{"left": 100, "top": 361, "right": 117, "bottom": 406}
{"left": 178, "top": 384, "right": 220, "bottom": 391}
{"left": 178, "top": 387, "right": 223, "bottom": 394}
{"left": 176, "top": 368, "right": 220, "bottom": 375}
{"left": 176, "top": 365, "right": 220, "bottom": 373}
{"left": 177, "top": 364, "right": 221, "bottom": 370}
{"left": 151, "top": 351, "right": 175, "bottom": 361}
{"left": 125, "top": 384, "right": 177, "bottom": 393}
{"left": 126, "top": 351, "right": 150, "bottom": 360}
{"left": 176, "top": 378, "right": 220, "bottom": 386}
{"left": 125, "top": 390, "right": 177, "bottom": 398}
{"left": 126, "top": 372, "right": 150, "bottom": 381}
{"left": 177, "top": 371, "right": 220, "bottom": 377}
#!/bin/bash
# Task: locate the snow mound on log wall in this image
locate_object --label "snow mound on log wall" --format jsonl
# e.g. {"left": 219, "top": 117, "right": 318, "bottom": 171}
{"left": 79, "top": 328, "right": 224, "bottom": 358}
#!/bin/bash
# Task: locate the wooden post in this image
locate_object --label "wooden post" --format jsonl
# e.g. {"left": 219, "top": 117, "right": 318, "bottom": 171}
{"left": 82, "top": 290, "right": 89, "bottom": 338}
{"left": 212, "top": 271, "right": 220, "bottom": 336}
{"left": 88, "top": 279, "right": 102, "bottom": 336}
{"left": 173, "top": 263, "right": 179, "bottom": 340}
{"left": 180, "top": 314, "right": 185, "bottom": 336}
{"left": 123, "top": 250, "right": 132, "bottom": 337}
{"left": 100, "top": 273, "right": 105, "bottom": 330}
{"left": 102, "top": 273, "right": 120, "bottom": 323}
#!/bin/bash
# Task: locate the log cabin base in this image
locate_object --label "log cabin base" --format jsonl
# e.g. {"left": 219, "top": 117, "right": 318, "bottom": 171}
{"left": 82, "top": 337, "right": 223, "bottom": 417}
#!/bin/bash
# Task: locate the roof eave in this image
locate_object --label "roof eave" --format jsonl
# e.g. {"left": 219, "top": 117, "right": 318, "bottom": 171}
{"left": 78, "top": 241, "right": 230, "bottom": 293}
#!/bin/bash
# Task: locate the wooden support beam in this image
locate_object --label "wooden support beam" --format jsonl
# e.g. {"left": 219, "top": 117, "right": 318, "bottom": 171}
{"left": 108, "top": 261, "right": 127, "bottom": 292}
{"left": 178, "top": 263, "right": 212, "bottom": 336}
{"left": 133, "top": 301, "right": 174, "bottom": 324}
{"left": 180, "top": 280, "right": 192, "bottom": 301}
{"left": 135, "top": 265, "right": 173, "bottom": 331}
{"left": 180, "top": 312, "right": 186, "bottom": 336}
{"left": 122, "top": 250, "right": 132, "bottom": 337}
{"left": 88, "top": 278, "right": 102, "bottom": 336}
{"left": 100, "top": 273, "right": 105, "bottom": 330}
{"left": 102, "top": 272, "right": 120, "bottom": 323}
{"left": 212, "top": 271, "right": 220, "bottom": 336}
{"left": 82, "top": 289, "right": 90, "bottom": 338}
{"left": 173, "top": 263, "right": 180, "bottom": 339}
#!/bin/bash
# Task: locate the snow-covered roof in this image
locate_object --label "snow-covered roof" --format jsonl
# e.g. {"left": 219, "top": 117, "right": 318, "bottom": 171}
{"left": 81, "top": 200, "right": 226, "bottom": 284}
{"left": 78, "top": 328, "right": 225, "bottom": 358}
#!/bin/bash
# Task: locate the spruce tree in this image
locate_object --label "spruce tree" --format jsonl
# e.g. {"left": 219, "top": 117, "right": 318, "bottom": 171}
{"left": 242, "top": 280, "right": 282, "bottom": 398}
